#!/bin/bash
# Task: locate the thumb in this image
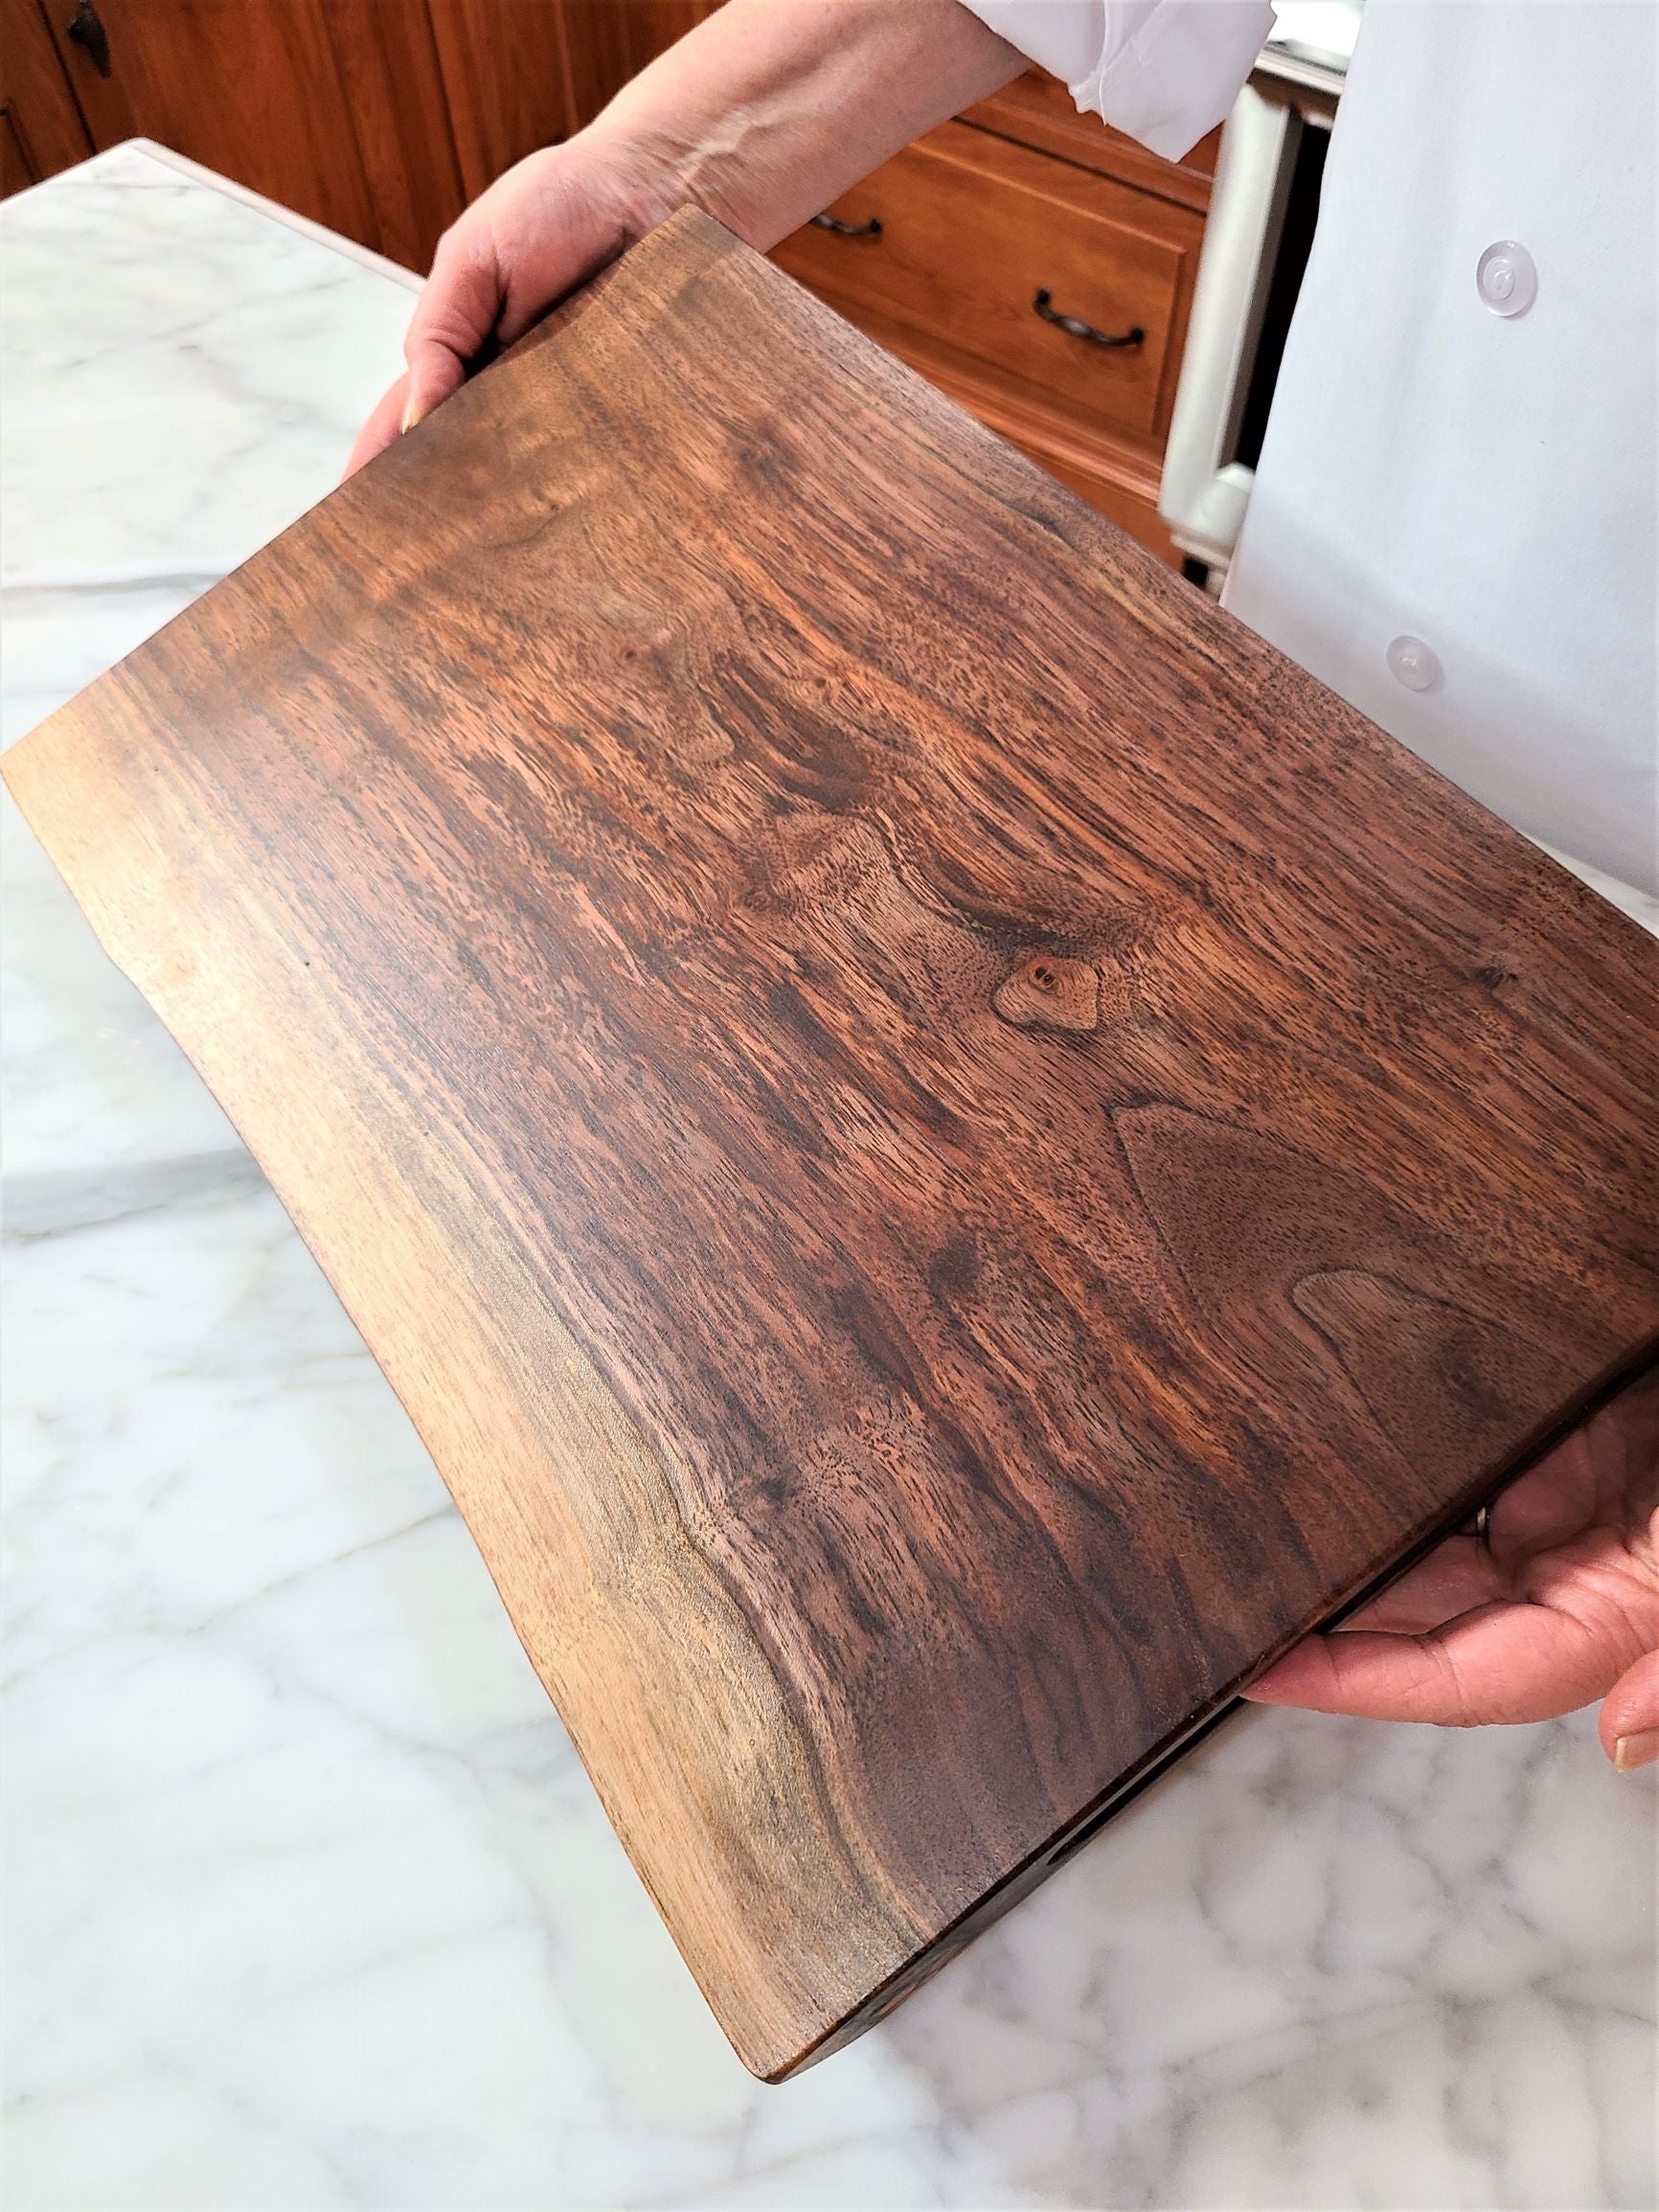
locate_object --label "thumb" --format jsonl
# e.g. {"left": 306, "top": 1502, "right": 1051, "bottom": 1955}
{"left": 343, "top": 370, "right": 412, "bottom": 478}
{"left": 400, "top": 224, "right": 507, "bottom": 433}
{"left": 1601, "top": 1645, "right": 1659, "bottom": 1771}
{"left": 401, "top": 331, "right": 468, "bottom": 435}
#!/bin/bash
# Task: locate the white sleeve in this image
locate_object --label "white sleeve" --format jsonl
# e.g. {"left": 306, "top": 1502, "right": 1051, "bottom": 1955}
{"left": 959, "top": 0, "right": 1273, "bottom": 161}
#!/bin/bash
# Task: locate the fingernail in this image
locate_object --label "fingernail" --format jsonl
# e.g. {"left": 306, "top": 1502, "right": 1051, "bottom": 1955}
{"left": 1613, "top": 1729, "right": 1659, "bottom": 1772}
{"left": 400, "top": 398, "right": 425, "bottom": 436}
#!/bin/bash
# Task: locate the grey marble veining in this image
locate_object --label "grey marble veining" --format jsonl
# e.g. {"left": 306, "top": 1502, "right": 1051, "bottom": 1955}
{"left": 2, "top": 140, "right": 1653, "bottom": 2212}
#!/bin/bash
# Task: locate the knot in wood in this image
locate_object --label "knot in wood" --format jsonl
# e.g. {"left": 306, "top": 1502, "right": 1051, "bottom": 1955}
{"left": 992, "top": 953, "right": 1100, "bottom": 1033}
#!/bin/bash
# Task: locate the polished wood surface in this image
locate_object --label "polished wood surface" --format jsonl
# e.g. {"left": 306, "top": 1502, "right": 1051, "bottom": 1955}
{"left": 9, "top": 213, "right": 1656, "bottom": 2079}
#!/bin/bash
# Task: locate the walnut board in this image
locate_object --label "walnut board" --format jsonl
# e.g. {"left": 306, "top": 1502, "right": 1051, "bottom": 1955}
{"left": 7, "top": 210, "right": 1656, "bottom": 2080}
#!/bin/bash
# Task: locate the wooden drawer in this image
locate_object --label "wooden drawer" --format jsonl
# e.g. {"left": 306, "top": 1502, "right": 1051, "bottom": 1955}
{"left": 771, "top": 119, "right": 1204, "bottom": 445}
{"left": 962, "top": 67, "right": 1221, "bottom": 211}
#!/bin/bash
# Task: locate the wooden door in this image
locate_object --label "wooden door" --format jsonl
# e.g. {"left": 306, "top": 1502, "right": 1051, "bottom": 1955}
{"left": 41, "top": 0, "right": 463, "bottom": 267}
{"left": 425, "top": 0, "right": 713, "bottom": 202}
{"left": 325, "top": 0, "right": 466, "bottom": 267}
{"left": 426, "top": 0, "right": 619, "bottom": 200}
{"left": 1, "top": 0, "right": 92, "bottom": 194}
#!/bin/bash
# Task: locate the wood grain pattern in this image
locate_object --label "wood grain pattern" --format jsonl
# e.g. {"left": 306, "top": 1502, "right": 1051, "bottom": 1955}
{"left": 767, "top": 282, "right": 1182, "bottom": 569}
{"left": 7, "top": 211, "right": 1657, "bottom": 2080}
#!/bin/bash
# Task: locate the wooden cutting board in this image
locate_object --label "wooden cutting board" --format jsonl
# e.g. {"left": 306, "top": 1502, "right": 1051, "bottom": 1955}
{"left": 7, "top": 209, "right": 1656, "bottom": 2080}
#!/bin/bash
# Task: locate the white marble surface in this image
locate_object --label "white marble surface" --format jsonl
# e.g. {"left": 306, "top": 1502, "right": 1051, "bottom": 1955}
{"left": 2, "top": 142, "right": 1654, "bottom": 2212}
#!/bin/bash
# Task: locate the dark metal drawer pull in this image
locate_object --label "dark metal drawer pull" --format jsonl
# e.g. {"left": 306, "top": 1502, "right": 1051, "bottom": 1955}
{"left": 1032, "top": 289, "right": 1144, "bottom": 349}
{"left": 810, "top": 211, "right": 882, "bottom": 238}
{"left": 65, "top": 0, "right": 112, "bottom": 74}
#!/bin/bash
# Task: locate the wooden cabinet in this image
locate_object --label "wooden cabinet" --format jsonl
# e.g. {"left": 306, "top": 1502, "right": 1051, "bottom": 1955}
{"left": 1, "top": 0, "right": 92, "bottom": 193}
{"left": 19, "top": 0, "right": 464, "bottom": 267}
{"left": 775, "top": 125, "right": 1200, "bottom": 444}
{"left": 426, "top": 0, "right": 710, "bottom": 196}
{"left": 2, "top": 5, "right": 1216, "bottom": 557}
{"left": 427, "top": 0, "right": 618, "bottom": 200}
{"left": 966, "top": 64, "right": 1221, "bottom": 216}
{"left": 2, "top": 0, "right": 697, "bottom": 260}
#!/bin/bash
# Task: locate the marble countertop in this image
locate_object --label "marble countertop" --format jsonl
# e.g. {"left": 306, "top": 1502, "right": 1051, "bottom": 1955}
{"left": 2, "top": 142, "right": 1653, "bottom": 2212}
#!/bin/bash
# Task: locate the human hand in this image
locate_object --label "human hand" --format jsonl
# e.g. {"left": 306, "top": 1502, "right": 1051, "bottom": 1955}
{"left": 344, "top": 136, "right": 673, "bottom": 477}
{"left": 344, "top": 0, "right": 1025, "bottom": 478}
{"left": 1244, "top": 1365, "right": 1659, "bottom": 1770}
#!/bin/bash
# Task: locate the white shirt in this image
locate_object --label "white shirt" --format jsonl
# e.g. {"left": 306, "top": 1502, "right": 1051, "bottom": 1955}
{"left": 962, "top": 0, "right": 1658, "bottom": 895}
